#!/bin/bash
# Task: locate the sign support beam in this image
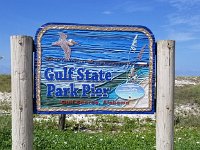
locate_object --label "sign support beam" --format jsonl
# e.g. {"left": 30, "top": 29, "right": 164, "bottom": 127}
{"left": 156, "top": 40, "right": 175, "bottom": 150}
{"left": 11, "top": 36, "right": 33, "bottom": 150}
{"left": 59, "top": 114, "right": 66, "bottom": 130}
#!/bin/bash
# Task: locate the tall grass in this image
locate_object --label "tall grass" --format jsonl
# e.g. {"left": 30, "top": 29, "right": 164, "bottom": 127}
{"left": 175, "top": 84, "right": 200, "bottom": 105}
{"left": 0, "top": 74, "right": 11, "bottom": 92}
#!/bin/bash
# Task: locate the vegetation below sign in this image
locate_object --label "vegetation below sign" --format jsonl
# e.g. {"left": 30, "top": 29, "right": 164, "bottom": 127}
{"left": 0, "top": 115, "right": 200, "bottom": 149}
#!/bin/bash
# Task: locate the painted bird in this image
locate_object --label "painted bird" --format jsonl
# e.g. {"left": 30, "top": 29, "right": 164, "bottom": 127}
{"left": 52, "top": 32, "right": 77, "bottom": 60}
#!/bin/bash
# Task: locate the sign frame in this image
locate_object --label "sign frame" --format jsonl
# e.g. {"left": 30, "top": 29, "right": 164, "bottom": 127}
{"left": 34, "top": 23, "right": 156, "bottom": 114}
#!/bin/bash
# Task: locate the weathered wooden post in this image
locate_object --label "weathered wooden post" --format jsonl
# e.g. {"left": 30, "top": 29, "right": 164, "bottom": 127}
{"left": 11, "top": 36, "right": 33, "bottom": 150}
{"left": 156, "top": 40, "right": 175, "bottom": 150}
{"left": 59, "top": 114, "right": 66, "bottom": 130}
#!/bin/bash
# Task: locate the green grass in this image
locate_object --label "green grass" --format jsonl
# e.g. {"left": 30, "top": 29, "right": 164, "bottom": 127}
{"left": 0, "top": 115, "right": 11, "bottom": 149}
{"left": 0, "top": 101, "right": 11, "bottom": 112}
{"left": 175, "top": 114, "right": 200, "bottom": 127}
{"left": 0, "top": 115, "right": 200, "bottom": 150}
{"left": 175, "top": 84, "right": 200, "bottom": 105}
{"left": 0, "top": 74, "right": 11, "bottom": 92}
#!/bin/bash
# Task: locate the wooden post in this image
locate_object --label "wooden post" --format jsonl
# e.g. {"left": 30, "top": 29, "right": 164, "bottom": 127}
{"left": 11, "top": 36, "right": 33, "bottom": 150}
{"left": 59, "top": 114, "right": 66, "bottom": 130}
{"left": 156, "top": 40, "right": 175, "bottom": 150}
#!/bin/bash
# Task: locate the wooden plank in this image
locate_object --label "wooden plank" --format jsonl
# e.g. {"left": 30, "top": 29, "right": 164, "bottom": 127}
{"left": 156, "top": 40, "right": 175, "bottom": 150}
{"left": 11, "top": 36, "right": 33, "bottom": 150}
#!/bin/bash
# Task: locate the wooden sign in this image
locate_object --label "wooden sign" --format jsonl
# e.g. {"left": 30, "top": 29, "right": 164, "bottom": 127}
{"left": 34, "top": 23, "right": 156, "bottom": 114}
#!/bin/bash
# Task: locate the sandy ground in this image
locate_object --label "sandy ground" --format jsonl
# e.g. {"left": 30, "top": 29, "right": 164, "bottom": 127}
{"left": 0, "top": 92, "right": 11, "bottom": 102}
{"left": 175, "top": 80, "right": 196, "bottom": 87}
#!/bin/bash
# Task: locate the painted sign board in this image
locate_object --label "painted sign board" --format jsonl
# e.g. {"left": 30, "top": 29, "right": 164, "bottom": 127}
{"left": 34, "top": 23, "right": 156, "bottom": 114}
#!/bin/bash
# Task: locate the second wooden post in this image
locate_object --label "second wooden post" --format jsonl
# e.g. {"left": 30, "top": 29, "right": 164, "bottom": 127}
{"left": 156, "top": 40, "right": 175, "bottom": 150}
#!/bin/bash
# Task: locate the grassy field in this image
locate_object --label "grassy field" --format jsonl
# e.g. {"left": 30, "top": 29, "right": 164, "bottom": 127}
{"left": 175, "top": 84, "right": 200, "bottom": 105}
{"left": 0, "top": 115, "right": 200, "bottom": 150}
{"left": 0, "top": 75, "right": 200, "bottom": 149}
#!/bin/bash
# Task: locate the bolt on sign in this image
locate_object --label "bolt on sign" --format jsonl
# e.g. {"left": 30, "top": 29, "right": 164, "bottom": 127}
{"left": 34, "top": 23, "right": 156, "bottom": 114}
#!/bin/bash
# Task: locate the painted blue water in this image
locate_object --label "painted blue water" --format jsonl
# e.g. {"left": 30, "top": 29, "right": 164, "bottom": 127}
{"left": 41, "top": 29, "right": 150, "bottom": 63}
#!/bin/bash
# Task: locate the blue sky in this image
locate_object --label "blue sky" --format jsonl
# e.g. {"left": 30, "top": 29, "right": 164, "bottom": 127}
{"left": 0, "top": 0, "right": 200, "bottom": 76}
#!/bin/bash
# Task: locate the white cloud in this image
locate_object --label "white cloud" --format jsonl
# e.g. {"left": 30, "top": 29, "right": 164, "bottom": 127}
{"left": 166, "top": 0, "right": 200, "bottom": 27}
{"left": 167, "top": 13, "right": 200, "bottom": 29}
{"left": 169, "top": 0, "right": 200, "bottom": 10}
{"left": 102, "top": 11, "right": 112, "bottom": 15}
{"left": 167, "top": 31, "right": 196, "bottom": 42}
{"left": 161, "top": 0, "right": 200, "bottom": 42}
